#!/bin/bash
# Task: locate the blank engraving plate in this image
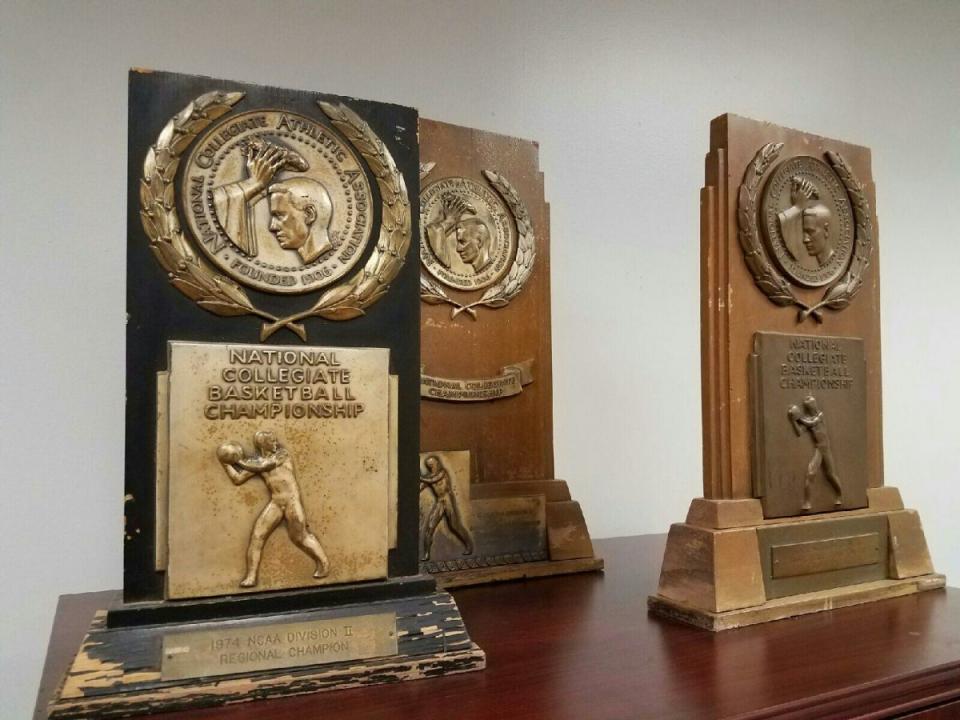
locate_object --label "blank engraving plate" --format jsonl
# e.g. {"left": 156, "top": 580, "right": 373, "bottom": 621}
{"left": 758, "top": 516, "right": 888, "bottom": 598}
{"left": 770, "top": 533, "right": 881, "bottom": 579}
{"left": 162, "top": 612, "right": 397, "bottom": 681}
{"left": 750, "top": 332, "right": 867, "bottom": 518}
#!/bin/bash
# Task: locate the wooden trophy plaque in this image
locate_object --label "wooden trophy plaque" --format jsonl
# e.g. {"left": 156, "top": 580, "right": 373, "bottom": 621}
{"left": 648, "top": 114, "right": 944, "bottom": 631}
{"left": 417, "top": 120, "right": 603, "bottom": 587}
{"left": 46, "top": 70, "right": 483, "bottom": 719}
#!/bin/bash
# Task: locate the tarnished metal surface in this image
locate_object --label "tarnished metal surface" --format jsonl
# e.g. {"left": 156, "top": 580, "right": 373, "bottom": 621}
{"left": 419, "top": 166, "right": 536, "bottom": 319}
{"left": 417, "top": 450, "right": 548, "bottom": 572}
{"left": 419, "top": 451, "right": 473, "bottom": 562}
{"left": 420, "top": 176, "right": 516, "bottom": 292}
{"left": 164, "top": 341, "right": 390, "bottom": 598}
{"left": 750, "top": 332, "right": 867, "bottom": 517}
{"left": 182, "top": 109, "right": 375, "bottom": 294}
{"left": 758, "top": 515, "right": 888, "bottom": 598}
{"left": 161, "top": 612, "right": 397, "bottom": 681}
{"left": 760, "top": 155, "right": 855, "bottom": 288}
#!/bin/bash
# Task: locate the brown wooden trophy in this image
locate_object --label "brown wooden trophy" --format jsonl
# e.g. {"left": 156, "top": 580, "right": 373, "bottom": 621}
{"left": 417, "top": 120, "right": 603, "bottom": 587}
{"left": 648, "top": 114, "right": 944, "bottom": 630}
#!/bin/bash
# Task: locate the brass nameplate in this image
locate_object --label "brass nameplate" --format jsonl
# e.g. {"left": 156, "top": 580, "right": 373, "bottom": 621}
{"left": 421, "top": 359, "right": 533, "bottom": 402}
{"left": 771, "top": 533, "right": 881, "bottom": 579}
{"left": 161, "top": 612, "right": 397, "bottom": 681}
{"left": 758, "top": 515, "right": 888, "bottom": 599}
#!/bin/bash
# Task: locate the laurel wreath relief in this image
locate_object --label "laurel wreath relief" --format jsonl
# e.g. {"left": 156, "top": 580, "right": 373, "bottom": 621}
{"left": 737, "top": 143, "right": 874, "bottom": 323}
{"left": 139, "top": 91, "right": 410, "bottom": 342}
{"left": 418, "top": 164, "right": 536, "bottom": 319}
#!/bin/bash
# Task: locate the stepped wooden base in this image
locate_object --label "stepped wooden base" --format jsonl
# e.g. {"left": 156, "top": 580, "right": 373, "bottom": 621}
{"left": 47, "top": 590, "right": 484, "bottom": 718}
{"left": 649, "top": 574, "right": 946, "bottom": 631}
{"left": 648, "top": 488, "right": 944, "bottom": 631}
{"left": 432, "top": 556, "right": 604, "bottom": 589}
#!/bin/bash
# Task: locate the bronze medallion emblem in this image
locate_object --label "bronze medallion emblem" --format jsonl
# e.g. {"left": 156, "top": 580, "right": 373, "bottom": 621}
{"left": 420, "top": 177, "right": 516, "bottom": 291}
{"left": 182, "top": 110, "right": 374, "bottom": 294}
{"left": 737, "top": 143, "right": 874, "bottom": 323}
{"left": 139, "top": 92, "right": 411, "bottom": 341}
{"left": 418, "top": 166, "right": 536, "bottom": 319}
{"left": 760, "top": 156, "right": 854, "bottom": 288}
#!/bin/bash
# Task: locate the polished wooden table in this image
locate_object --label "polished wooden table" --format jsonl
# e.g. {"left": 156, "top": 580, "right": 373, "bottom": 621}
{"left": 36, "top": 535, "right": 960, "bottom": 719}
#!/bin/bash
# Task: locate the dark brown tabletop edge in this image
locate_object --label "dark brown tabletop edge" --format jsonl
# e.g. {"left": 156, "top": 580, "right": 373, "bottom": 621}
{"left": 34, "top": 535, "right": 960, "bottom": 720}
{"left": 726, "top": 661, "right": 960, "bottom": 719}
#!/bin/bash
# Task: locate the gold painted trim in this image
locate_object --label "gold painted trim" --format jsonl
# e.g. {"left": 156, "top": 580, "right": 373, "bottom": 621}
{"left": 154, "top": 371, "right": 170, "bottom": 571}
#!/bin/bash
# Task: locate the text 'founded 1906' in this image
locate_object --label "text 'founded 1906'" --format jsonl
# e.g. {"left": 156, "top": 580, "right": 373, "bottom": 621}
{"left": 161, "top": 612, "right": 397, "bottom": 680}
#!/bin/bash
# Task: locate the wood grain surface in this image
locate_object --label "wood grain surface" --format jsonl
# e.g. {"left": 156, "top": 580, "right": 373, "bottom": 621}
{"left": 37, "top": 536, "right": 960, "bottom": 720}
{"left": 701, "top": 115, "right": 883, "bottom": 501}
{"left": 418, "top": 119, "right": 554, "bottom": 484}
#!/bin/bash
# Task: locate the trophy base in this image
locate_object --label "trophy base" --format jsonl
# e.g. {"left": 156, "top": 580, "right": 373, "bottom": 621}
{"left": 649, "top": 574, "right": 945, "bottom": 631}
{"left": 430, "top": 556, "right": 604, "bottom": 589}
{"left": 647, "top": 487, "right": 945, "bottom": 631}
{"left": 47, "top": 587, "right": 484, "bottom": 719}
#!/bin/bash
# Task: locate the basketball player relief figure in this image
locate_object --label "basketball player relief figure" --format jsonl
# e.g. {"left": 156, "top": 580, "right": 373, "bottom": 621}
{"left": 217, "top": 430, "right": 330, "bottom": 587}
{"left": 419, "top": 455, "right": 474, "bottom": 561}
{"left": 788, "top": 396, "right": 843, "bottom": 511}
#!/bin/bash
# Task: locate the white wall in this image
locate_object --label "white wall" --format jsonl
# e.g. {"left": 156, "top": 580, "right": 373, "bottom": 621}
{"left": 2, "top": 0, "right": 958, "bottom": 715}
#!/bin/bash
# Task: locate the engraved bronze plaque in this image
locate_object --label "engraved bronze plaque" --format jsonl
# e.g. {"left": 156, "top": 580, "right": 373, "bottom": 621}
{"left": 759, "top": 156, "right": 855, "bottom": 288}
{"left": 418, "top": 450, "right": 548, "bottom": 573}
{"left": 649, "top": 114, "right": 942, "bottom": 633}
{"left": 161, "top": 611, "right": 397, "bottom": 680}
{"left": 419, "top": 451, "right": 473, "bottom": 563}
{"left": 420, "top": 176, "right": 518, "bottom": 292}
{"left": 182, "top": 109, "right": 375, "bottom": 294}
{"left": 750, "top": 332, "right": 867, "bottom": 518}
{"left": 164, "top": 341, "right": 390, "bottom": 599}
{"left": 46, "top": 72, "right": 487, "bottom": 719}
{"left": 758, "top": 515, "right": 888, "bottom": 598}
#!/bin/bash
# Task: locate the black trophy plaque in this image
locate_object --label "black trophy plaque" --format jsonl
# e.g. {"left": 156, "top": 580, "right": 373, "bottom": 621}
{"left": 46, "top": 70, "right": 483, "bottom": 719}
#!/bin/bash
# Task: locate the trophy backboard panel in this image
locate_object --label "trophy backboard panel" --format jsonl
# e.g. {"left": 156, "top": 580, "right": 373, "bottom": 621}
{"left": 125, "top": 70, "right": 422, "bottom": 602}
{"left": 700, "top": 114, "right": 882, "bottom": 501}
{"left": 418, "top": 119, "right": 553, "bottom": 484}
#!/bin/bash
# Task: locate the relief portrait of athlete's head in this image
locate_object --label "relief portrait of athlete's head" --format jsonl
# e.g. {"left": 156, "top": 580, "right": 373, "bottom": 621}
{"left": 454, "top": 216, "right": 493, "bottom": 273}
{"left": 267, "top": 177, "right": 334, "bottom": 264}
{"left": 801, "top": 202, "right": 834, "bottom": 267}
